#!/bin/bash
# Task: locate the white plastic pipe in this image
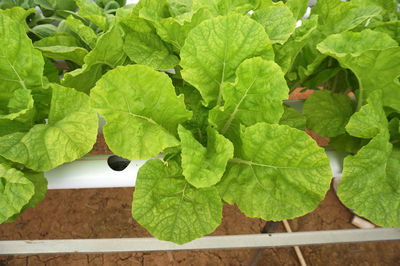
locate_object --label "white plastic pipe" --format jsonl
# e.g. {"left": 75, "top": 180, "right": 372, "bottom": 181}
{"left": 44, "top": 150, "right": 344, "bottom": 189}
{"left": 45, "top": 100, "right": 346, "bottom": 189}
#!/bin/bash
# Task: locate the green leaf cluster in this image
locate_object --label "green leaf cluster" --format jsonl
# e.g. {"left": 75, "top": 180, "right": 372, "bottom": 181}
{"left": 290, "top": 0, "right": 400, "bottom": 228}
{"left": 88, "top": 2, "right": 333, "bottom": 244}
{"left": 2, "top": 0, "right": 400, "bottom": 243}
{"left": 0, "top": 13, "right": 98, "bottom": 222}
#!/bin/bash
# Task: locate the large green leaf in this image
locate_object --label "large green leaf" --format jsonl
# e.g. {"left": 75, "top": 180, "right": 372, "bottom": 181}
{"left": 338, "top": 132, "right": 400, "bottom": 227}
{"left": 285, "top": 0, "right": 308, "bottom": 20}
{"left": 0, "top": 164, "right": 34, "bottom": 223}
{"left": 279, "top": 105, "right": 306, "bottom": 130}
{"left": 303, "top": 90, "right": 355, "bottom": 137}
{"left": 274, "top": 15, "right": 318, "bottom": 74}
{"left": 180, "top": 14, "right": 274, "bottom": 107}
{"left": 75, "top": 0, "right": 108, "bottom": 31}
{"left": 179, "top": 125, "right": 233, "bottom": 188}
{"left": 0, "top": 84, "right": 98, "bottom": 171}
{"left": 210, "top": 57, "right": 288, "bottom": 137}
{"left": 34, "top": 34, "right": 88, "bottom": 66}
{"left": 132, "top": 159, "right": 223, "bottom": 244}
{"left": 0, "top": 14, "right": 44, "bottom": 98}
{"left": 5, "top": 170, "right": 47, "bottom": 223}
{"left": 352, "top": 0, "right": 398, "bottom": 21}
{"left": 179, "top": 85, "right": 210, "bottom": 146}
{"left": 312, "top": 0, "right": 382, "bottom": 35}
{"left": 217, "top": 123, "right": 332, "bottom": 221}
{"left": 252, "top": 4, "right": 297, "bottom": 44}
{"left": 317, "top": 29, "right": 398, "bottom": 57}
{"left": 372, "top": 21, "right": 400, "bottom": 44}
{"left": 317, "top": 30, "right": 400, "bottom": 111}
{"left": 346, "top": 90, "right": 388, "bottom": 139}
{"left": 90, "top": 65, "right": 192, "bottom": 160}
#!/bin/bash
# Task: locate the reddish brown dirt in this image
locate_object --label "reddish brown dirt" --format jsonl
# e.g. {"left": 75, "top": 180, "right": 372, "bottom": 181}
{"left": 1, "top": 89, "right": 399, "bottom": 265}
{"left": 1, "top": 187, "right": 399, "bottom": 265}
{"left": 88, "top": 134, "right": 113, "bottom": 155}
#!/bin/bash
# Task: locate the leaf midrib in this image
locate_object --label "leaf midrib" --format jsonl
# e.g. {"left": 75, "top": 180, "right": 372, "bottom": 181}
{"left": 0, "top": 55, "right": 28, "bottom": 90}
{"left": 220, "top": 78, "right": 258, "bottom": 135}
{"left": 229, "top": 157, "right": 325, "bottom": 170}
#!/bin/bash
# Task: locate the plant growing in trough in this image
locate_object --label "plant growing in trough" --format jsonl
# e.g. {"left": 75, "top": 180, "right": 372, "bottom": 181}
{"left": 0, "top": 0, "right": 399, "bottom": 244}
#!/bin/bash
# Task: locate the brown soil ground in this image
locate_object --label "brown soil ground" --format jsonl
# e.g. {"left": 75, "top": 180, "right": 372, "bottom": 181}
{"left": 1, "top": 187, "right": 399, "bottom": 265}
{"left": 1, "top": 89, "right": 399, "bottom": 265}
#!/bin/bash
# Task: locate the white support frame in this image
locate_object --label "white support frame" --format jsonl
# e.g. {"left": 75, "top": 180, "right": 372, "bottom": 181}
{"left": 1, "top": 228, "right": 400, "bottom": 255}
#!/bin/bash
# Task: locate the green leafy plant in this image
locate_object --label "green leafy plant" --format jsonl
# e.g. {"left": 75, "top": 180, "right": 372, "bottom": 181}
{"left": 1, "top": 0, "right": 399, "bottom": 244}
{"left": 0, "top": 11, "right": 98, "bottom": 223}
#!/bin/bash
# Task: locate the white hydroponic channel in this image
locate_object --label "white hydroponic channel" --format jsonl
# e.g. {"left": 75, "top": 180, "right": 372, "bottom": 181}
{"left": 44, "top": 100, "right": 346, "bottom": 189}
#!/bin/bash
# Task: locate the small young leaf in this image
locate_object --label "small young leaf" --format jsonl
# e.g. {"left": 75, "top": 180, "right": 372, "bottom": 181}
{"left": 179, "top": 125, "right": 233, "bottom": 188}
{"left": 279, "top": 105, "right": 306, "bottom": 130}
{"left": 0, "top": 164, "right": 35, "bottom": 223}
{"left": 285, "top": 0, "right": 308, "bottom": 20}
{"left": 329, "top": 133, "right": 367, "bottom": 154}
{"left": 274, "top": 15, "right": 318, "bottom": 74}
{"left": 152, "top": 8, "right": 212, "bottom": 52}
{"left": 123, "top": 24, "right": 179, "bottom": 70}
{"left": 61, "top": 64, "right": 104, "bottom": 94}
{"left": 84, "top": 25, "right": 126, "bottom": 69}
{"left": 43, "top": 58, "right": 60, "bottom": 83}
{"left": 61, "top": 25, "right": 126, "bottom": 93}
{"left": 65, "top": 16, "right": 98, "bottom": 49}
{"left": 252, "top": 4, "right": 297, "bottom": 44}
{"left": 0, "top": 89, "right": 35, "bottom": 123}
{"left": 211, "top": 57, "right": 288, "bottom": 136}
{"left": 75, "top": 0, "right": 108, "bottom": 31}
{"left": 34, "top": 34, "right": 89, "bottom": 66}
{"left": 303, "top": 90, "right": 355, "bottom": 137}
{"left": 0, "top": 14, "right": 44, "bottom": 95}
{"left": 346, "top": 90, "right": 388, "bottom": 139}
{"left": 338, "top": 132, "right": 400, "bottom": 227}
